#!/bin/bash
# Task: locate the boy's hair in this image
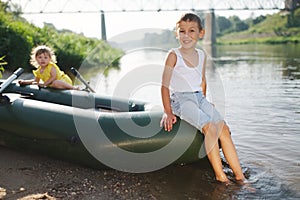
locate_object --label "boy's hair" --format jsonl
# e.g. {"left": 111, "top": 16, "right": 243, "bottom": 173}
{"left": 176, "top": 13, "right": 203, "bottom": 31}
{"left": 30, "top": 45, "right": 57, "bottom": 68}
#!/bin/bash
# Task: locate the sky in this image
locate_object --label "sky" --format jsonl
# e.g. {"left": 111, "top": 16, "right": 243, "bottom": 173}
{"left": 22, "top": 9, "right": 278, "bottom": 40}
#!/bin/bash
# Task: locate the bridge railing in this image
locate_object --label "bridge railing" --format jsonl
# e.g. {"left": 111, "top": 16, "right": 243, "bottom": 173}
{"left": 4, "top": 0, "right": 285, "bottom": 14}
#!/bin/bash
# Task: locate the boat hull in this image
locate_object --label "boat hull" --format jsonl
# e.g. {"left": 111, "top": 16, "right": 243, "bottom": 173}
{"left": 0, "top": 93, "right": 204, "bottom": 171}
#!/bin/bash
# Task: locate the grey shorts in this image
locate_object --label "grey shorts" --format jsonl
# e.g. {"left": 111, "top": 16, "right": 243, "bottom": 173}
{"left": 170, "top": 91, "right": 224, "bottom": 130}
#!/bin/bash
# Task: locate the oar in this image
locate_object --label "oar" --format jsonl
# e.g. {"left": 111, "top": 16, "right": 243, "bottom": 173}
{"left": 70, "top": 67, "right": 95, "bottom": 93}
{"left": 0, "top": 68, "right": 24, "bottom": 94}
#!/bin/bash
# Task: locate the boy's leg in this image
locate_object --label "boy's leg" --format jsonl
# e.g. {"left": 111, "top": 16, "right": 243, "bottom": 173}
{"left": 217, "top": 121, "right": 245, "bottom": 181}
{"left": 202, "top": 122, "right": 229, "bottom": 182}
{"left": 172, "top": 94, "right": 230, "bottom": 182}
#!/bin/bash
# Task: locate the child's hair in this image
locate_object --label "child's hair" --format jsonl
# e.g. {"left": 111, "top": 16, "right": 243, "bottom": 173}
{"left": 176, "top": 13, "right": 203, "bottom": 31}
{"left": 30, "top": 45, "right": 57, "bottom": 68}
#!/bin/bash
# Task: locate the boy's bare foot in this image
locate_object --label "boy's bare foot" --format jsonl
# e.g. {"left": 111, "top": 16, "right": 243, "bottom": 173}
{"left": 217, "top": 179, "right": 234, "bottom": 186}
{"left": 216, "top": 173, "right": 229, "bottom": 183}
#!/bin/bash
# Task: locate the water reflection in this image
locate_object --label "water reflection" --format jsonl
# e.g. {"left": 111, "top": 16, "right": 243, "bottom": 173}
{"left": 215, "top": 44, "right": 300, "bottom": 80}
{"left": 283, "top": 65, "right": 300, "bottom": 80}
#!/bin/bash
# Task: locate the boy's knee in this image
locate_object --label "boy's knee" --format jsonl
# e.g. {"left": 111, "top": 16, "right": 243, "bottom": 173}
{"left": 202, "top": 122, "right": 217, "bottom": 136}
{"left": 219, "top": 123, "right": 232, "bottom": 140}
{"left": 217, "top": 121, "right": 230, "bottom": 133}
{"left": 223, "top": 124, "right": 230, "bottom": 134}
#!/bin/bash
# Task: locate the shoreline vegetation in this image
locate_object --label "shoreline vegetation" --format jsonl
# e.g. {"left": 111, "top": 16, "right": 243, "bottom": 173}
{"left": 217, "top": 35, "right": 299, "bottom": 45}
{"left": 217, "top": 8, "right": 300, "bottom": 45}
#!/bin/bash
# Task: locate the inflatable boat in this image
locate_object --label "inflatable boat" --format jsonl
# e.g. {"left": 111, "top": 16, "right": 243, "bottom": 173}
{"left": 0, "top": 69, "right": 204, "bottom": 172}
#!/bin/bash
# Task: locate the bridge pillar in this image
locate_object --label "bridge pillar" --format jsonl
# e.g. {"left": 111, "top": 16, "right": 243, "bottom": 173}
{"left": 203, "top": 9, "right": 216, "bottom": 45}
{"left": 101, "top": 10, "right": 107, "bottom": 41}
{"left": 285, "top": 0, "right": 299, "bottom": 11}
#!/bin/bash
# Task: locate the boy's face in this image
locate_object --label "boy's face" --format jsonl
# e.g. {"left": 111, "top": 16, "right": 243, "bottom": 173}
{"left": 36, "top": 53, "right": 51, "bottom": 68}
{"left": 176, "top": 20, "right": 204, "bottom": 49}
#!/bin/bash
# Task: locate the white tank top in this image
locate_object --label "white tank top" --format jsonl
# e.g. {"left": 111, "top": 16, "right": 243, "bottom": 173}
{"left": 169, "top": 48, "right": 205, "bottom": 92}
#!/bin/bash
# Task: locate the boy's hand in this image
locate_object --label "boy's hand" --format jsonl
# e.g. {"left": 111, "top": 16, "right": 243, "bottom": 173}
{"left": 160, "top": 113, "right": 177, "bottom": 132}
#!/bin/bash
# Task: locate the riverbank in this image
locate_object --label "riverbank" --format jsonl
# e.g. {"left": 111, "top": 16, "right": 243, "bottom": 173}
{"left": 0, "top": 146, "right": 220, "bottom": 200}
{"left": 217, "top": 35, "right": 300, "bottom": 45}
{"left": 0, "top": 146, "right": 157, "bottom": 200}
{"left": 217, "top": 8, "right": 300, "bottom": 45}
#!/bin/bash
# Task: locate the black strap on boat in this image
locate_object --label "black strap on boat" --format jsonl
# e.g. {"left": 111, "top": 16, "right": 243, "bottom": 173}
{"left": 0, "top": 95, "right": 10, "bottom": 105}
{"left": 70, "top": 67, "right": 95, "bottom": 93}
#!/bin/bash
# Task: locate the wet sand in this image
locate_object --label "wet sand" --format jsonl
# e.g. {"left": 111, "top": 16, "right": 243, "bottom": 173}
{"left": 0, "top": 146, "right": 160, "bottom": 200}
{"left": 0, "top": 146, "right": 262, "bottom": 200}
{"left": 0, "top": 145, "right": 220, "bottom": 200}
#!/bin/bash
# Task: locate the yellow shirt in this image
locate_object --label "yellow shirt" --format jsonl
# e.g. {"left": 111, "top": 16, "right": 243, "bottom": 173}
{"left": 33, "top": 63, "right": 73, "bottom": 85}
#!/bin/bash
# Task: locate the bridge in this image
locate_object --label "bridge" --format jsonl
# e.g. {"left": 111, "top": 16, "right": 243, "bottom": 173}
{"left": 4, "top": 0, "right": 298, "bottom": 44}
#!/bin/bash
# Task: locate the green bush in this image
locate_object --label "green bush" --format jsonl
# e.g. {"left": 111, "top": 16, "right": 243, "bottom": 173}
{"left": 0, "top": 55, "right": 7, "bottom": 78}
{"left": 0, "top": 1, "right": 123, "bottom": 74}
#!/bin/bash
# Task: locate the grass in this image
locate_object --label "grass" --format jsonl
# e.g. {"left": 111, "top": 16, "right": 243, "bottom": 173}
{"left": 217, "top": 36, "right": 300, "bottom": 45}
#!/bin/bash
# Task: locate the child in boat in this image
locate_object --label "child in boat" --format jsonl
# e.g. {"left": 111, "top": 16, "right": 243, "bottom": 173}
{"left": 19, "top": 45, "right": 78, "bottom": 90}
{"left": 160, "top": 13, "right": 245, "bottom": 183}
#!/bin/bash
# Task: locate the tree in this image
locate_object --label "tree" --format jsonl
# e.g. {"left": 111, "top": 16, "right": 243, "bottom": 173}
{"left": 252, "top": 15, "right": 266, "bottom": 25}
{"left": 216, "top": 16, "right": 232, "bottom": 35}
{"left": 229, "top": 16, "right": 249, "bottom": 32}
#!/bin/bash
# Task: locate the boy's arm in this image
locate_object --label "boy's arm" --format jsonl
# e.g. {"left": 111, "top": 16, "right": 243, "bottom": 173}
{"left": 200, "top": 54, "right": 207, "bottom": 96}
{"left": 161, "top": 52, "right": 176, "bottom": 115}
{"left": 160, "top": 52, "right": 177, "bottom": 132}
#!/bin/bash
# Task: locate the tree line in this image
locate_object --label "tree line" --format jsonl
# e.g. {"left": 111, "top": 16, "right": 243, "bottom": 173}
{"left": 142, "top": 8, "right": 300, "bottom": 46}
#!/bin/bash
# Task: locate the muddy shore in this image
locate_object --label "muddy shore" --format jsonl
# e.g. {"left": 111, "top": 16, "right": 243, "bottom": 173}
{"left": 0, "top": 146, "right": 217, "bottom": 200}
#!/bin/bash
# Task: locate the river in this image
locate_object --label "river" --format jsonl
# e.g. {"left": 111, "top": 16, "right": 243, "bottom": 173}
{"left": 81, "top": 43, "right": 300, "bottom": 199}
